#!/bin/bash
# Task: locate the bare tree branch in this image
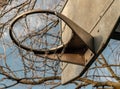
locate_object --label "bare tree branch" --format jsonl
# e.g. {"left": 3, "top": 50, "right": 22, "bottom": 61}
{"left": 101, "top": 54, "right": 120, "bottom": 82}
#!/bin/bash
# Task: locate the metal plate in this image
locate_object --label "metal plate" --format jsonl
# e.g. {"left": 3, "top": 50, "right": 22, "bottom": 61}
{"left": 61, "top": 0, "right": 120, "bottom": 84}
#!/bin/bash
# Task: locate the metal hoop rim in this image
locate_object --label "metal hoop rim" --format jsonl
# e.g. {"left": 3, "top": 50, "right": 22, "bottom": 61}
{"left": 9, "top": 10, "right": 73, "bottom": 54}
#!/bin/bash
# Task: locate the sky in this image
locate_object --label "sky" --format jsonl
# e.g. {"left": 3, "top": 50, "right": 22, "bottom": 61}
{"left": 0, "top": 0, "right": 120, "bottom": 89}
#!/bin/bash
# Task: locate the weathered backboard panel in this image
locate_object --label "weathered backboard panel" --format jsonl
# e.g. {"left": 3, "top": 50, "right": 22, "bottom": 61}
{"left": 61, "top": 0, "right": 120, "bottom": 84}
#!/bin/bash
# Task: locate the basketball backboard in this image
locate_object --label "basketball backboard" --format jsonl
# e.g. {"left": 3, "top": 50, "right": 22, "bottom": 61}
{"left": 61, "top": 0, "right": 120, "bottom": 84}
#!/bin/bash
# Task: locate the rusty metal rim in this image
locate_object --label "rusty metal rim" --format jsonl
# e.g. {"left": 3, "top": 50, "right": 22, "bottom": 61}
{"left": 9, "top": 10, "right": 73, "bottom": 54}
{"left": 10, "top": 9, "right": 94, "bottom": 54}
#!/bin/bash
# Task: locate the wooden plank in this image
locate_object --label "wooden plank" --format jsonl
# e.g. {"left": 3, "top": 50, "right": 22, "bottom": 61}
{"left": 79, "top": 0, "right": 120, "bottom": 81}
{"left": 62, "top": 0, "right": 109, "bottom": 33}
{"left": 91, "top": 0, "right": 120, "bottom": 53}
{"left": 61, "top": 63, "right": 84, "bottom": 84}
{"left": 61, "top": 0, "right": 120, "bottom": 84}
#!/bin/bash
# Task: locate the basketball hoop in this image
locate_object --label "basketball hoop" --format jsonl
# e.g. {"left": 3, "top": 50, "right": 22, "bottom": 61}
{"left": 9, "top": 10, "right": 94, "bottom": 55}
